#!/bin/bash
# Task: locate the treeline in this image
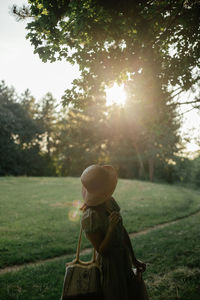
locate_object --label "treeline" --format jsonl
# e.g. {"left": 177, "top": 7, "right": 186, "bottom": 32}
{"left": 0, "top": 81, "right": 199, "bottom": 186}
{"left": 0, "top": 81, "right": 56, "bottom": 176}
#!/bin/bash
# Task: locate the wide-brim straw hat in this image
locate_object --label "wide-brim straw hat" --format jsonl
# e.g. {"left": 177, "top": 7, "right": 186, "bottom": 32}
{"left": 81, "top": 164, "right": 118, "bottom": 206}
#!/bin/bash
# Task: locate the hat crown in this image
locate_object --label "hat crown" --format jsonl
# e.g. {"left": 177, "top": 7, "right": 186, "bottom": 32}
{"left": 81, "top": 164, "right": 118, "bottom": 206}
{"left": 81, "top": 165, "right": 109, "bottom": 193}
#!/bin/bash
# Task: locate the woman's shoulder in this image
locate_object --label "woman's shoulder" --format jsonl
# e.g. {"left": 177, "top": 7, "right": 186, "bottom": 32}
{"left": 106, "top": 197, "right": 120, "bottom": 212}
{"left": 81, "top": 207, "right": 97, "bottom": 220}
{"left": 81, "top": 207, "right": 105, "bottom": 233}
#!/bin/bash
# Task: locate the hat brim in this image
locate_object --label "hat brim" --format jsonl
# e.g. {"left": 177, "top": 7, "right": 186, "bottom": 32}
{"left": 82, "top": 165, "right": 118, "bottom": 206}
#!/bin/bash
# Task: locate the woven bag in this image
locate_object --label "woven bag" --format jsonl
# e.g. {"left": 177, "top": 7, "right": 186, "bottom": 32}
{"left": 61, "top": 226, "right": 103, "bottom": 300}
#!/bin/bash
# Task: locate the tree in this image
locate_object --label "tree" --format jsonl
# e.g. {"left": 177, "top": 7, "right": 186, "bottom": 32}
{"left": 105, "top": 90, "right": 180, "bottom": 181}
{"left": 55, "top": 99, "right": 108, "bottom": 176}
{"left": 13, "top": 0, "right": 200, "bottom": 106}
{"left": 13, "top": 1, "right": 199, "bottom": 179}
{"left": 39, "top": 92, "right": 58, "bottom": 157}
{"left": 0, "top": 81, "right": 55, "bottom": 176}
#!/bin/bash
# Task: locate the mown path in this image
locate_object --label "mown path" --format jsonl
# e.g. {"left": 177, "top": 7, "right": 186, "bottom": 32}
{"left": 1, "top": 209, "right": 200, "bottom": 276}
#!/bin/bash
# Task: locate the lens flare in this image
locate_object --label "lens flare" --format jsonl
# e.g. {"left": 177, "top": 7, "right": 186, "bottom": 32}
{"left": 68, "top": 200, "right": 82, "bottom": 222}
{"left": 68, "top": 209, "right": 80, "bottom": 222}
{"left": 72, "top": 200, "right": 82, "bottom": 208}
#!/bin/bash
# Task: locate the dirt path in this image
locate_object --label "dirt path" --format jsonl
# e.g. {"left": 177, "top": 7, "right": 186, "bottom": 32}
{"left": 1, "top": 209, "right": 200, "bottom": 276}
{"left": 130, "top": 209, "right": 200, "bottom": 238}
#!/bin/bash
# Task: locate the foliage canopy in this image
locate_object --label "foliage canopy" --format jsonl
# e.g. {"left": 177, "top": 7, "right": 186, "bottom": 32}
{"left": 13, "top": 0, "right": 200, "bottom": 107}
{"left": 11, "top": 1, "right": 200, "bottom": 180}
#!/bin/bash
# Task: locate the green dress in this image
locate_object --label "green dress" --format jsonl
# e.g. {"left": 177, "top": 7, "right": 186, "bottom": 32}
{"left": 81, "top": 197, "right": 147, "bottom": 300}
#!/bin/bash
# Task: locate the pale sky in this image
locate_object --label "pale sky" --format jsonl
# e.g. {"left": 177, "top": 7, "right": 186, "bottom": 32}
{"left": 0, "top": 0, "right": 80, "bottom": 101}
{"left": 0, "top": 0, "right": 199, "bottom": 155}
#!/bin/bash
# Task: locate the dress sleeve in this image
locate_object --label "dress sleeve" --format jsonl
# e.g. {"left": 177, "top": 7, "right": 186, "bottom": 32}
{"left": 107, "top": 197, "right": 121, "bottom": 212}
{"left": 112, "top": 198, "right": 121, "bottom": 211}
{"left": 81, "top": 208, "right": 103, "bottom": 234}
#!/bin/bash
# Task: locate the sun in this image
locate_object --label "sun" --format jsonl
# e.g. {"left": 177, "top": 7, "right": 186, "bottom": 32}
{"left": 105, "top": 83, "right": 126, "bottom": 106}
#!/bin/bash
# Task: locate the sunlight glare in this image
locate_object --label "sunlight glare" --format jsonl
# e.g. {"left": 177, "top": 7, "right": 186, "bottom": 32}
{"left": 68, "top": 200, "right": 82, "bottom": 222}
{"left": 106, "top": 83, "right": 126, "bottom": 106}
{"left": 68, "top": 209, "right": 81, "bottom": 222}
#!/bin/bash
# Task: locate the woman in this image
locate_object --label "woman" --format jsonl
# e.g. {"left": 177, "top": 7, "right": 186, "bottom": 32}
{"left": 80, "top": 164, "right": 149, "bottom": 300}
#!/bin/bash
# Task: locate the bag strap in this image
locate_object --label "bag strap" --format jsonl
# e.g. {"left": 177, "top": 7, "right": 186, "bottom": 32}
{"left": 75, "top": 204, "right": 112, "bottom": 263}
{"left": 75, "top": 225, "right": 96, "bottom": 263}
{"left": 75, "top": 225, "right": 83, "bottom": 261}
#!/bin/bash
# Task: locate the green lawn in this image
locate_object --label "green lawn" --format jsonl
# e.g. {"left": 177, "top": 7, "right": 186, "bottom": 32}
{"left": 0, "top": 177, "right": 200, "bottom": 300}
{"left": 0, "top": 177, "right": 200, "bottom": 268}
{"left": 0, "top": 212, "right": 199, "bottom": 299}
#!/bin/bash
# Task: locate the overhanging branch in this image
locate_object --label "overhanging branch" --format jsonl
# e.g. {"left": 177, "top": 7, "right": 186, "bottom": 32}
{"left": 176, "top": 99, "right": 200, "bottom": 105}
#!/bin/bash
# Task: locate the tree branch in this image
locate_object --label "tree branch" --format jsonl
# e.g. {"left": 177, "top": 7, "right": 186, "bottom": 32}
{"left": 156, "top": 0, "right": 186, "bottom": 43}
{"left": 12, "top": 5, "right": 32, "bottom": 21}
{"left": 176, "top": 99, "right": 200, "bottom": 105}
{"left": 178, "top": 106, "right": 199, "bottom": 116}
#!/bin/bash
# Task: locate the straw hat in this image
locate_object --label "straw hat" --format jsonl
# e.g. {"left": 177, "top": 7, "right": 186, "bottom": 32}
{"left": 81, "top": 164, "right": 118, "bottom": 206}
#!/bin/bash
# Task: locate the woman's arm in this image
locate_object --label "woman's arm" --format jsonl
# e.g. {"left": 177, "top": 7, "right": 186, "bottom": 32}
{"left": 123, "top": 226, "right": 146, "bottom": 272}
{"left": 85, "top": 211, "right": 121, "bottom": 256}
{"left": 123, "top": 226, "right": 137, "bottom": 262}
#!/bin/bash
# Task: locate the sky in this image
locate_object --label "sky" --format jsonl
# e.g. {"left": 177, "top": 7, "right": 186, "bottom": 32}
{"left": 0, "top": 0, "right": 80, "bottom": 101}
{"left": 0, "top": 0, "right": 199, "bottom": 155}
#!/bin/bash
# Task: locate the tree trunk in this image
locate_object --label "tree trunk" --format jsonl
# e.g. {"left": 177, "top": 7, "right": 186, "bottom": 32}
{"left": 132, "top": 140, "right": 146, "bottom": 179}
{"left": 148, "top": 157, "right": 154, "bottom": 182}
{"left": 47, "top": 132, "right": 50, "bottom": 157}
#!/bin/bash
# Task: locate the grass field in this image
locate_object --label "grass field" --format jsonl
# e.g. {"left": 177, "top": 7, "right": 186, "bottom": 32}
{"left": 0, "top": 177, "right": 200, "bottom": 299}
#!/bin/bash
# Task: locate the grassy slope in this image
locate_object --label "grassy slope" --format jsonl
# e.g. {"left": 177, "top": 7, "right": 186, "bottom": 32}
{"left": 0, "top": 213, "right": 199, "bottom": 299}
{"left": 0, "top": 177, "right": 200, "bottom": 268}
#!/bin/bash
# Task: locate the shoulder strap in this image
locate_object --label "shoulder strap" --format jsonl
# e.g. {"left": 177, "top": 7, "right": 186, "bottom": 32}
{"left": 75, "top": 225, "right": 96, "bottom": 263}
